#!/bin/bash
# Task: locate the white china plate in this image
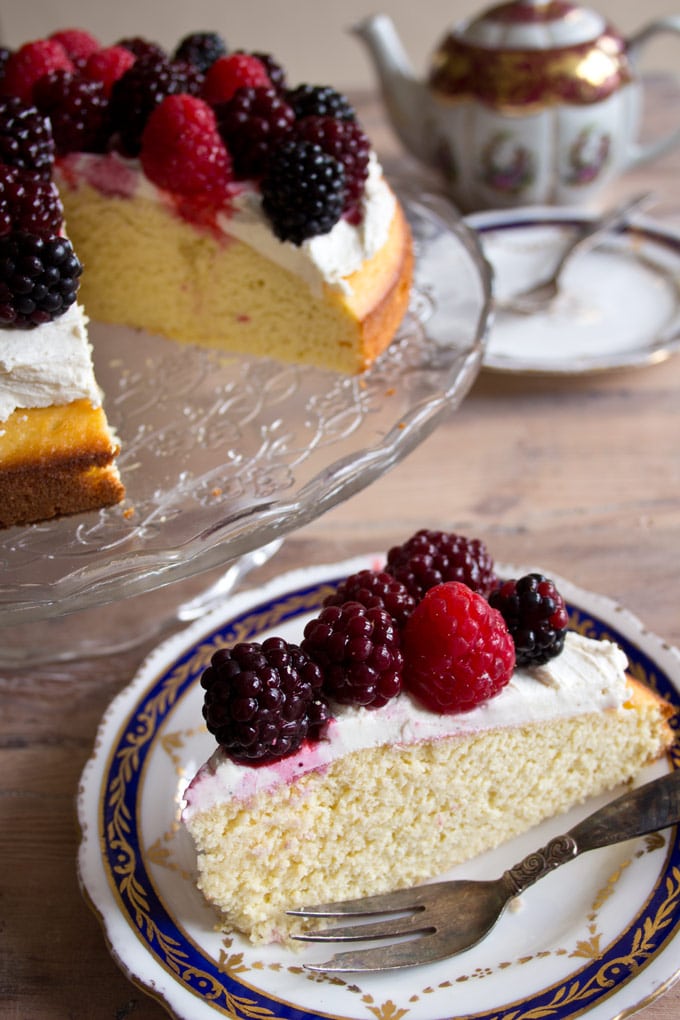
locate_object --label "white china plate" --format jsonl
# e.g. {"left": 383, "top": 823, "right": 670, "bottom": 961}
{"left": 466, "top": 206, "right": 680, "bottom": 375}
{"left": 0, "top": 178, "right": 491, "bottom": 634}
{"left": 78, "top": 556, "right": 680, "bottom": 1020}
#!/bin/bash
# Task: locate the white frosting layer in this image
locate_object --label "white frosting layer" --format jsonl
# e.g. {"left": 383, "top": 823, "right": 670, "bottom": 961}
{"left": 0, "top": 303, "right": 101, "bottom": 422}
{"left": 56, "top": 151, "right": 396, "bottom": 299}
{"left": 183, "top": 631, "right": 630, "bottom": 817}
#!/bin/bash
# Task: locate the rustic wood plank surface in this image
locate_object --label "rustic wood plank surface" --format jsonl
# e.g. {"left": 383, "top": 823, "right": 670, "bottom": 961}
{"left": 2, "top": 83, "right": 680, "bottom": 1019}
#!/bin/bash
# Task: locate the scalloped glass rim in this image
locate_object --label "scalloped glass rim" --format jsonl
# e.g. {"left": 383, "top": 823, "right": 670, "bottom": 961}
{"left": 0, "top": 176, "right": 491, "bottom": 624}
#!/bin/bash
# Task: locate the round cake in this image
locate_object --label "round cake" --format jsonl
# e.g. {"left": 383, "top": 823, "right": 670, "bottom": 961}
{"left": 0, "top": 28, "right": 414, "bottom": 527}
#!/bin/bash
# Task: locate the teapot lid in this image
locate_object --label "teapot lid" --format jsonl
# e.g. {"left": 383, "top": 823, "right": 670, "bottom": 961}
{"left": 456, "top": 1, "right": 608, "bottom": 50}
{"left": 429, "top": 0, "right": 631, "bottom": 108}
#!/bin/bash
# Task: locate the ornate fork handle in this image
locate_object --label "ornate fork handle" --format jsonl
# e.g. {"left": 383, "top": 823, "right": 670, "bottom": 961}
{"left": 503, "top": 770, "right": 680, "bottom": 899}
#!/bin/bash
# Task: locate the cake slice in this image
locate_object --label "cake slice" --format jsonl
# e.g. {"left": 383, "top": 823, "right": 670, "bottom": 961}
{"left": 182, "top": 535, "right": 676, "bottom": 945}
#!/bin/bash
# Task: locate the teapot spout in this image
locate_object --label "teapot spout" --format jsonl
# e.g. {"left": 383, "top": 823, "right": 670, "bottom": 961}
{"left": 352, "top": 14, "right": 435, "bottom": 162}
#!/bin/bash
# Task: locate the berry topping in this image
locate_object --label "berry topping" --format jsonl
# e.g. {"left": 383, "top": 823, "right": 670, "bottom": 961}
{"left": 140, "top": 94, "right": 232, "bottom": 197}
{"left": 201, "top": 53, "right": 271, "bottom": 106}
{"left": 115, "top": 37, "right": 166, "bottom": 62}
{"left": 261, "top": 139, "right": 345, "bottom": 245}
{"left": 295, "top": 115, "right": 370, "bottom": 221}
{"left": 108, "top": 53, "right": 202, "bottom": 155}
{"left": 215, "top": 86, "right": 294, "bottom": 178}
{"left": 489, "top": 573, "right": 570, "bottom": 667}
{"left": 84, "top": 46, "right": 136, "bottom": 97}
{"left": 402, "top": 581, "right": 515, "bottom": 713}
{"left": 33, "top": 71, "right": 109, "bottom": 155}
{"left": 1, "top": 39, "right": 74, "bottom": 104}
{"left": 0, "top": 164, "right": 63, "bottom": 236}
{"left": 286, "top": 83, "right": 356, "bottom": 122}
{"left": 200, "top": 637, "right": 331, "bottom": 764}
{"left": 173, "top": 32, "right": 228, "bottom": 73}
{"left": 251, "top": 52, "right": 287, "bottom": 93}
{"left": 0, "top": 97, "right": 55, "bottom": 177}
{"left": 323, "top": 569, "right": 416, "bottom": 630}
{"left": 0, "top": 230, "right": 82, "bottom": 328}
{"left": 49, "top": 29, "right": 101, "bottom": 65}
{"left": 302, "top": 601, "right": 403, "bottom": 709}
{"left": 386, "top": 529, "right": 498, "bottom": 601}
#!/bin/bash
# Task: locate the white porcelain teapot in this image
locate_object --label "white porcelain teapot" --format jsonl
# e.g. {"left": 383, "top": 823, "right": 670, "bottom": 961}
{"left": 353, "top": 2, "right": 680, "bottom": 211}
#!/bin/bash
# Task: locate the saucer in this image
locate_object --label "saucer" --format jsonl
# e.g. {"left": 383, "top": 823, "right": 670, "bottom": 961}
{"left": 467, "top": 207, "right": 680, "bottom": 375}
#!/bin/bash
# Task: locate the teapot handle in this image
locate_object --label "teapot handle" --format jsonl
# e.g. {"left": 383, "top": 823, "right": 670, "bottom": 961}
{"left": 626, "top": 16, "right": 680, "bottom": 167}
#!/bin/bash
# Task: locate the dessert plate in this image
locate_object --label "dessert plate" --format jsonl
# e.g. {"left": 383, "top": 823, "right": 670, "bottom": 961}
{"left": 466, "top": 206, "right": 680, "bottom": 375}
{"left": 0, "top": 176, "right": 491, "bottom": 660}
{"left": 78, "top": 556, "right": 680, "bottom": 1020}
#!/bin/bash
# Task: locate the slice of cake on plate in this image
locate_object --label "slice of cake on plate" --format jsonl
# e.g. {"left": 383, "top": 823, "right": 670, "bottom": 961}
{"left": 182, "top": 531, "right": 676, "bottom": 944}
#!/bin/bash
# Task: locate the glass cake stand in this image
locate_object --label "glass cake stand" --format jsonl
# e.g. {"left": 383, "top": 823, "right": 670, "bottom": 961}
{"left": 0, "top": 175, "right": 492, "bottom": 667}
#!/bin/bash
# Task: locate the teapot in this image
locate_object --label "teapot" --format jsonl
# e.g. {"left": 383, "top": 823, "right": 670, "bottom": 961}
{"left": 353, "top": 2, "right": 680, "bottom": 211}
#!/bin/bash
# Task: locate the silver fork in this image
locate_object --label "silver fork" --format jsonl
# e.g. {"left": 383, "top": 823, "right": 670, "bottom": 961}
{"left": 289, "top": 768, "right": 680, "bottom": 973}
{"left": 497, "top": 191, "right": 652, "bottom": 315}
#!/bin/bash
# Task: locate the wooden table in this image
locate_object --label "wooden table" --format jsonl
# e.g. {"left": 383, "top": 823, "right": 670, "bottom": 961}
{"left": 2, "top": 84, "right": 680, "bottom": 1019}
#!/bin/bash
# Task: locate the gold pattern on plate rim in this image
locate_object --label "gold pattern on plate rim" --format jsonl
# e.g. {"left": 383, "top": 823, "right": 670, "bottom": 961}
{"left": 99, "top": 591, "right": 680, "bottom": 1020}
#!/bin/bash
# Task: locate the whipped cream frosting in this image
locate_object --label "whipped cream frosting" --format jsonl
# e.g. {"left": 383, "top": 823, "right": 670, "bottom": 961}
{"left": 182, "top": 631, "right": 630, "bottom": 818}
{"left": 0, "top": 303, "right": 101, "bottom": 422}
{"left": 55, "top": 150, "right": 396, "bottom": 298}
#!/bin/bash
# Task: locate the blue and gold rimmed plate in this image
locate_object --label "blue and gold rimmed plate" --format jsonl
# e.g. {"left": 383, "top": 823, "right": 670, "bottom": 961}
{"left": 77, "top": 557, "right": 680, "bottom": 1020}
{"left": 466, "top": 206, "right": 680, "bottom": 375}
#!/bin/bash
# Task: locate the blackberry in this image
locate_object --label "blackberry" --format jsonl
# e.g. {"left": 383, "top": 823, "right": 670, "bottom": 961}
{"left": 0, "top": 47, "right": 11, "bottom": 78}
{"left": 295, "top": 115, "right": 370, "bottom": 220}
{"left": 286, "top": 83, "right": 356, "bottom": 122}
{"left": 215, "top": 86, "right": 294, "bottom": 178}
{"left": 251, "top": 52, "right": 287, "bottom": 93}
{"left": 0, "top": 97, "right": 55, "bottom": 178}
{"left": 109, "top": 53, "right": 202, "bottom": 155}
{"left": 261, "top": 139, "right": 344, "bottom": 245}
{"left": 489, "top": 573, "right": 569, "bottom": 667}
{"left": 174, "top": 31, "right": 228, "bottom": 73}
{"left": 0, "top": 230, "right": 82, "bottom": 328}
{"left": 33, "top": 71, "right": 109, "bottom": 155}
{"left": 302, "top": 601, "right": 403, "bottom": 709}
{"left": 200, "top": 637, "right": 331, "bottom": 763}
{"left": 323, "top": 569, "right": 416, "bottom": 630}
{"left": 386, "top": 529, "right": 498, "bottom": 601}
{"left": 115, "top": 36, "right": 166, "bottom": 62}
{"left": 0, "top": 164, "right": 63, "bottom": 236}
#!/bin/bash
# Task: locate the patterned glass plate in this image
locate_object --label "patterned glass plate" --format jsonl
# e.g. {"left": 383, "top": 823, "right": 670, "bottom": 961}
{"left": 0, "top": 177, "right": 491, "bottom": 627}
{"left": 78, "top": 556, "right": 680, "bottom": 1020}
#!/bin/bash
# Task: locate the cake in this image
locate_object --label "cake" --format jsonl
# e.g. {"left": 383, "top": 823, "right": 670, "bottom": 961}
{"left": 182, "top": 531, "right": 676, "bottom": 945}
{"left": 1, "top": 30, "right": 413, "bottom": 377}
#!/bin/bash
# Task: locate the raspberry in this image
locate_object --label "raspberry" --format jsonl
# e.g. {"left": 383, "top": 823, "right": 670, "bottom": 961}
{"left": 402, "top": 582, "right": 515, "bottom": 713}
{"left": 0, "top": 164, "right": 63, "bottom": 236}
{"left": 33, "top": 71, "right": 109, "bottom": 154}
{"left": 173, "top": 32, "right": 228, "bottom": 73}
{"left": 0, "top": 230, "right": 82, "bottom": 328}
{"left": 302, "top": 601, "right": 403, "bottom": 709}
{"left": 261, "top": 139, "right": 345, "bottom": 245}
{"left": 200, "top": 637, "right": 331, "bottom": 763}
{"left": 386, "top": 529, "right": 498, "bottom": 601}
{"left": 140, "top": 94, "right": 232, "bottom": 197}
{"left": 1, "top": 39, "right": 74, "bottom": 104}
{"left": 0, "top": 97, "right": 55, "bottom": 177}
{"left": 295, "top": 115, "right": 370, "bottom": 221}
{"left": 286, "top": 84, "right": 356, "bottom": 122}
{"left": 323, "top": 569, "right": 416, "bottom": 630}
{"left": 201, "top": 53, "right": 271, "bottom": 106}
{"left": 215, "top": 86, "right": 294, "bottom": 178}
{"left": 489, "top": 573, "right": 569, "bottom": 667}
{"left": 109, "top": 53, "right": 202, "bottom": 155}
{"left": 49, "top": 29, "right": 101, "bottom": 65}
{"left": 84, "top": 46, "right": 136, "bottom": 97}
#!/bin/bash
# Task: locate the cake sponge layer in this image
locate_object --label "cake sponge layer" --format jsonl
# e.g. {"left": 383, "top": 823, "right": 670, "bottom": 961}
{"left": 59, "top": 184, "right": 413, "bottom": 374}
{"left": 185, "top": 678, "right": 673, "bottom": 944}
